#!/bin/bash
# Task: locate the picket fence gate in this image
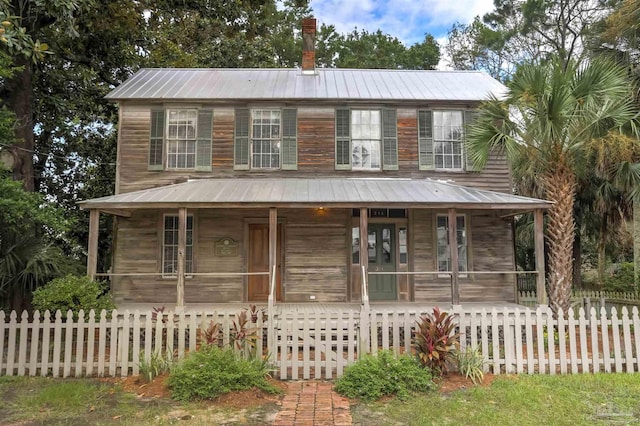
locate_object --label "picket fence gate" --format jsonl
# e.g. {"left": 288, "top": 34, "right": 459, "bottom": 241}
{"left": 3, "top": 306, "right": 640, "bottom": 379}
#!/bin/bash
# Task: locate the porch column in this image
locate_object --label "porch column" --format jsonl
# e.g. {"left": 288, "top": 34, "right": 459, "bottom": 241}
{"left": 176, "top": 207, "right": 187, "bottom": 309}
{"left": 359, "top": 208, "right": 369, "bottom": 290}
{"left": 269, "top": 207, "right": 278, "bottom": 300}
{"left": 267, "top": 207, "right": 278, "bottom": 363}
{"left": 448, "top": 208, "right": 460, "bottom": 306}
{"left": 87, "top": 209, "right": 100, "bottom": 281}
{"left": 359, "top": 207, "right": 370, "bottom": 353}
{"left": 534, "top": 208, "right": 547, "bottom": 305}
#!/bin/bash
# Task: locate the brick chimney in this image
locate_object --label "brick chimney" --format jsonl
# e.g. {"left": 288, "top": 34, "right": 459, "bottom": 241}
{"left": 301, "top": 18, "right": 316, "bottom": 74}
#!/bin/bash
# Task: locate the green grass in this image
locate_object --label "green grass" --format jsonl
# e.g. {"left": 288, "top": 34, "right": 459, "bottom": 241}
{"left": 0, "top": 376, "right": 161, "bottom": 425}
{"left": 0, "top": 376, "right": 279, "bottom": 425}
{"left": 352, "top": 374, "right": 640, "bottom": 426}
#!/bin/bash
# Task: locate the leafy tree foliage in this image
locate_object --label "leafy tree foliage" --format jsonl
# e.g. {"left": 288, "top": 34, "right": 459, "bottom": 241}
{"left": 446, "top": 0, "right": 613, "bottom": 79}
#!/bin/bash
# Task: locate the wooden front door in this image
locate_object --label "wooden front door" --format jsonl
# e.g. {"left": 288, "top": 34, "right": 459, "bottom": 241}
{"left": 368, "top": 224, "right": 397, "bottom": 300}
{"left": 248, "top": 223, "right": 282, "bottom": 302}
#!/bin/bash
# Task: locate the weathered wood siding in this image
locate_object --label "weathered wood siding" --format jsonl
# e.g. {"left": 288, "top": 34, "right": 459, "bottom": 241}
{"left": 116, "top": 104, "right": 510, "bottom": 194}
{"left": 112, "top": 208, "right": 350, "bottom": 304}
{"left": 412, "top": 210, "right": 515, "bottom": 303}
{"left": 281, "top": 208, "right": 349, "bottom": 302}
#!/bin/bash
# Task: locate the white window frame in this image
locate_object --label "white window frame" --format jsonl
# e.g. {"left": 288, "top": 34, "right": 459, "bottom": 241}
{"left": 351, "top": 109, "right": 382, "bottom": 170}
{"left": 251, "top": 108, "right": 282, "bottom": 169}
{"left": 433, "top": 110, "right": 464, "bottom": 171}
{"left": 162, "top": 214, "right": 194, "bottom": 278}
{"left": 436, "top": 214, "right": 468, "bottom": 277}
{"left": 166, "top": 109, "right": 198, "bottom": 170}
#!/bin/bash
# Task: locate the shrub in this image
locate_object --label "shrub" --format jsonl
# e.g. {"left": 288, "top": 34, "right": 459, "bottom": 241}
{"left": 335, "top": 351, "right": 435, "bottom": 401}
{"left": 603, "top": 263, "right": 636, "bottom": 293}
{"left": 167, "top": 346, "right": 278, "bottom": 401}
{"left": 456, "top": 346, "right": 485, "bottom": 384}
{"left": 413, "top": 307, "right": 460, "bottom": 375}
{"left": 139, "top": 349, "right": 174, "bottom": 383}
{"left": 31, "top": 275, "right": 115, "bottom": 319}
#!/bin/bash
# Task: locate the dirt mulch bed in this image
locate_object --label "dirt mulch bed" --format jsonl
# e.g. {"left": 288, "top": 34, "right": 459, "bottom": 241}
{"left": 102, "top": 374, "right": 286, "bottom": 409}
{"left": 436, "top": 372, "right": 498, "bottom": 393}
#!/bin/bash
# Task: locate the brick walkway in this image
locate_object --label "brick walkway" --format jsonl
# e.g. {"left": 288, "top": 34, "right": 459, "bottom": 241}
{"left": 273, "top": 381, "right": 352, "bottom": 425}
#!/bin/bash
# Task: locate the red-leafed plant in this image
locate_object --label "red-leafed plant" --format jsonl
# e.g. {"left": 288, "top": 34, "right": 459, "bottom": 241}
{"left": 198, "top": 320, "right": 221, "bottom": 347}
{"left": 412, "top": 307, "right": 460, "bottom": 374}
{"left": 230, "top": 309, "right": 260, "bottom": 354}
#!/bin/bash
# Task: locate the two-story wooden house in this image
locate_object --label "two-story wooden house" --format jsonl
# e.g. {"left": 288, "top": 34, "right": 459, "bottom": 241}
{"left": 80, "top": 19, "right": 549, "bottom": 313}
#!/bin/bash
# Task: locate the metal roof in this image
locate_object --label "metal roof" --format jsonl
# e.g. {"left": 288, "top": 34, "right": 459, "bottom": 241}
{"left": 106, "top": 68, "right": 507, "bottom": 102}
{"left": 79, "top": 178, "right": 550, "bottom": 210}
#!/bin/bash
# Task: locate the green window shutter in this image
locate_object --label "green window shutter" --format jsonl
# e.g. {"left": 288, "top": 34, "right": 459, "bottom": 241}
{"left": 464, "top": 109, "right": 482, "bottom": 172}
{"left": 335, "top": 108, "right": 351, "bottom": 170}
{"left": 418, "top": 109, "right": 434, "bottom": 170}
{"left": 382, "top": 108, "right": 398, "bottom": 170}
{"left": 195, "top": 109, "right": 213, "bottom": 171}
{"left": 281, "top": 108, "right": 297, "bottom": 170}
{"left": 149, "top": 110, "right": 164, "bottom": 170}
{"left": 234, "top": 108, "right": 250, "bottom": 170}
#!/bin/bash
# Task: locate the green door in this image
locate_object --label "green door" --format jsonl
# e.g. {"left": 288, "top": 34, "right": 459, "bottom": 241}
{"left": 368, "top": 224, "right": 397, "bottom": 301}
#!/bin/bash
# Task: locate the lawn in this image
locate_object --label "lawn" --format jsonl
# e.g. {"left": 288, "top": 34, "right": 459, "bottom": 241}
{"left": 353, "top": 374, "right": 640, "bottom": 426}
{"left": 0, "top": 375, "right": 281, "bottom": 425}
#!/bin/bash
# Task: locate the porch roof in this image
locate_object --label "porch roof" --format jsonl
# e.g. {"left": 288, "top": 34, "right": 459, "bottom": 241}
{"left": 78, "top": 178, "right": 551, "bottom": 210}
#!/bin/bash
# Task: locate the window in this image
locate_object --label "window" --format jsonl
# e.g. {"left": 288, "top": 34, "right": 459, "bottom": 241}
{"left": 163, "top": 215, "right": 193, "bottom": 276}
{"left": 433, "top": 111, "right": 463, "bottom": 170}
{"left": 251, "top": 109, "right": 281, "bottom": 169}
{"left": 166, "top": 109, "right": 197, "bottom": 169}
{"left": 336, "top": 109, "right": 397, "bottom": 170}
{"left": 399, "top": 226, "right": 408, "bottom": 264}
{"left": 234, "top": 108, "right": 297, "bottom": 170}
{"left": 436, "top": 214, "right": 467, "bottom": 275}
{"left": 148, "top": 109, "right": 212, "bottom": 172}
{"left": 351, "top": 110, "right": 381, "bottom": 170}
{"left": 418, "top": 109, "right": 478, "bottom": 171}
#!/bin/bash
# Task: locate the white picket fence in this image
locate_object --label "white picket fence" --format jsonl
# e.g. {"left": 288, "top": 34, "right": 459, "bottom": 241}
{"left": 3, "top": 306, "right": 640, "bottom": 379}
{"left": 0, "top": 309, "right": 265, "bottom": 378}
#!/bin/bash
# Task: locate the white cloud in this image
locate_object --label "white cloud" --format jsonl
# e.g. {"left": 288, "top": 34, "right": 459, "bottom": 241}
{"left": 310, "top": 0, "right": 494, "bottom": 45}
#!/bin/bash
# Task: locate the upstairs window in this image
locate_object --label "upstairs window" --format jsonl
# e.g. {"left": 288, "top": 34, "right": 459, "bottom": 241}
{"left": 252, "top": 109, "right": 281, "bottom": 169}
{"left": 167, "top": 109, "right": 197, "bottom": 169}
{"left": 234, "top": 108, "right": 297, "bottom": 170}
{"left": 148, "top": 108, "right": 213, "bottom": 171}
{"left": 418, "top": 109, "right": 480, "bottom": 171}
{"left": 433, "top": 111, "right": 463, "bottom": 170}
{"left": 351, "top": 110, "right": 381, "bottom": 170}
{"left": 336, "top": 108, "right": 397, "bottom": 171}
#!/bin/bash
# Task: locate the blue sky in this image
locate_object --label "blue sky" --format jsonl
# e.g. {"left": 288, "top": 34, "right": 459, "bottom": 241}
{"left": 309, "top": 0, "right": 496, "bottom": 67}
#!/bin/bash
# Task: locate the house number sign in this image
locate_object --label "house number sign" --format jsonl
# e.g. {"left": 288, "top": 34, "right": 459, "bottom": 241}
{"left": 214, "top": 238, "right": 239, "bottom": 257}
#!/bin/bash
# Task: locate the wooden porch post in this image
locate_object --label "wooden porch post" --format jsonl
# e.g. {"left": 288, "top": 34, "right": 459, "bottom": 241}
{"left": 359, "top": 207, "right": 370, "bottom": 353}
{"left": 359, "top": 208, "right": 368, "bottom": 280}
{"left": 87, "top": 209, "right": 100, "bottom": 281}
{"left": 448, "top": 208, "right": 460, "bottom": 306}
{"left": 269, "top": 207, "right": 278, "bottom": 298}
{"left": 267, "top": 207, "right": 278, "bottom": 361}
{"left": 534, "top": 208, "right": 547, "bottom": 305}
{"left": 176, "top": 207, "right": 187, "bottom": 310}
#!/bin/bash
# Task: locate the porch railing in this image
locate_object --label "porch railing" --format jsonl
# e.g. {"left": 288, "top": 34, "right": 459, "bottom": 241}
{"left": 368, "top": 270, "right": 539, "bottom": 305}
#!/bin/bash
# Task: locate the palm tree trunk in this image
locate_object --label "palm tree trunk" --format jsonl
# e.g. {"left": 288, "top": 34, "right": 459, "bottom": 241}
{"left": 544, "top": 166, "right": 576, "bottom": 316}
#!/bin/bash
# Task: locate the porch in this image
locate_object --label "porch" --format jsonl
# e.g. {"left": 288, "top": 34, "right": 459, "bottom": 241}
{"left": 79, "top": 178, "right": 551, "bottom": 313}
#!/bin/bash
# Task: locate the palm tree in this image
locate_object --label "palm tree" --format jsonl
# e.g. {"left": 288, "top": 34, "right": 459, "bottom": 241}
{"left": 467, "top": 58, "right": 640, "bottom": 315}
